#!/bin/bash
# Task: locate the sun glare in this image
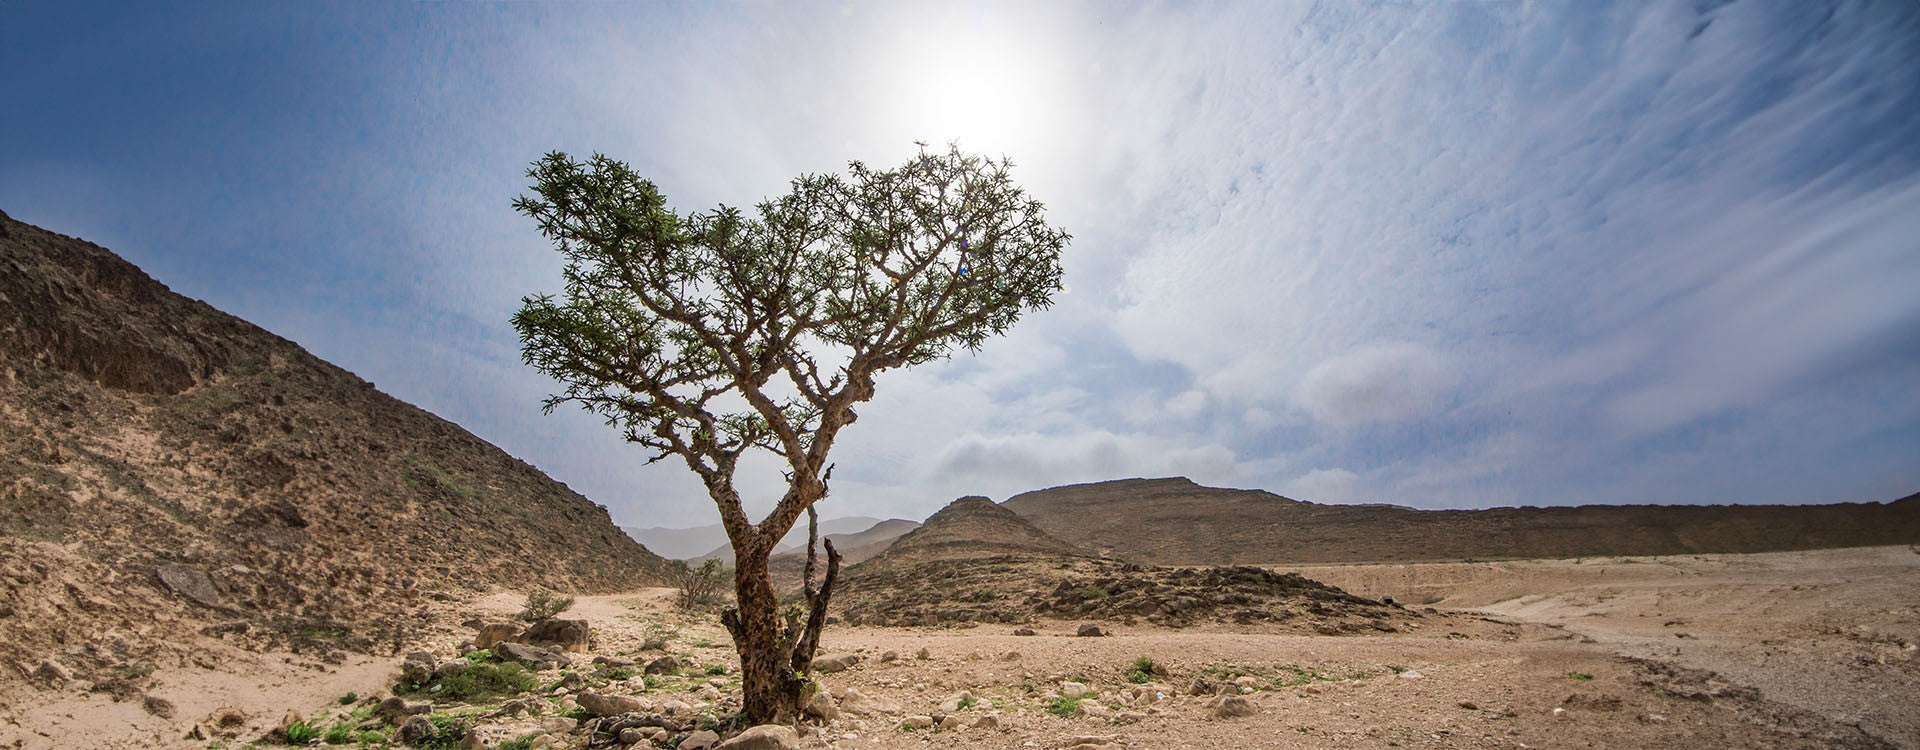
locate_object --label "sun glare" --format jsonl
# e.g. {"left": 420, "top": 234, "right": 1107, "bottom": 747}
{"left": 879, "top": 14, "right": 1061, "bottom": 156}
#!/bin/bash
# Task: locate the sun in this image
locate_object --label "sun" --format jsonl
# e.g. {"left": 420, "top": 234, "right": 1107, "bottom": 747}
{"left": 876, "top": 13, "right": 1062, "bottom": 156}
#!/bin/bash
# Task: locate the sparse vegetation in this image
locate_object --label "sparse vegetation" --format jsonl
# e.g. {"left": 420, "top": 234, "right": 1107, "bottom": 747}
{"left": 322, "top": 723, "right": 353, "bottom": 745}
{"left": 400, "top": 660, "right": 537, "bottom": 701}
{"left": 337, "top": 692, "right": 357, "bottom": 705}
{"left": 284, "top": 718, "right": 321, "bottom": 744}
{"left": 518, "top": 590, "right": 575, "bottom": 622}
{"left": 1046, "top": 695, "right": 1085, "bottom": 716}
{"left": 706, "top": 664, "right": 729, "bottom": 675}
{"left": 1076, "top": 586, "right": 1111, "bottom": 601}
{"left": 673, "top": 559, "right": 730, "bottom": 611}
{"left": 1127, "top": 656, "right": 1157, "bottom": 684}
{"left": 1568, "top": 671, "right": 1594, "bottom": 681}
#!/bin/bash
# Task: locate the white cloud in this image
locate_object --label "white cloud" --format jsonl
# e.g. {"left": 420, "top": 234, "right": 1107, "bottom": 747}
{"left": 1296, "top": 343, "right": 1456, "bottom": 429}
{"left": 1282, "top": 468, "right": 1364, "bottom": 504}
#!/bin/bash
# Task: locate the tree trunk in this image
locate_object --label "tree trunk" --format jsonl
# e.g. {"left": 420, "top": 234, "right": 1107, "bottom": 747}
{"left": 723, "top": 547, "right": 803, "bottom": 723}
{"left": 720, "top": 527, "right": 844, "bottom": 724}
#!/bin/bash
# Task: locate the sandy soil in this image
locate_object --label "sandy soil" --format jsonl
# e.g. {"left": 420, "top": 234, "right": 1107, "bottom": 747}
{"left": 3, "top": 546, "right": 1913, "bottom": 749}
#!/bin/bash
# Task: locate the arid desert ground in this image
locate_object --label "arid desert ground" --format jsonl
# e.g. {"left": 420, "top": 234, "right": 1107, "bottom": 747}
{"left": 5, "top": 545, "right": 1913, "bottom": 750}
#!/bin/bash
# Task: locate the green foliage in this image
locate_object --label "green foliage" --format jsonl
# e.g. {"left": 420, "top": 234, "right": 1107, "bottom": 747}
{"left": 284, "top": 718, "right": 322, "bottom": 744}
{"left": 705, "top": 664, "right": 728, "bottom": 675}
{"left": 1076, "top": 587, "right": 1111, "bottom": 601}
{"left": 321, "top": 723, "right": 353, "bottom": 745}
{"left": 400, "top": 661, "right": 537, "bottom": 701}
{"left": 512, "top": 143, "right": 1069, "bottom": 468}
{"left": 1127, "top": 656, "right": 1156, "bottom": 684}
{"left": 497, "top": 736, "right": 537, "bottom": 750}
{"left": 1045, "top": 696, "right": 1084, "bottom": 716}
{"left": 519, "top": 590, "right": 574, "bottom": 622}
{"left": 1568, "top": 671, "right": 1594, "bottom": 681}
{"left": 957, "top": 696, "right": 978, "bottom": 710}
{"left": 337, "top": 692, "right": 358, "bottom": 705}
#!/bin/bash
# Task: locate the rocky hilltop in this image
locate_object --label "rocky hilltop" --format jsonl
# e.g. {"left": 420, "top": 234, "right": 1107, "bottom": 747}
{"left": 836, "top": 495, "right": 1403, "bottom": 630}
{"left": 1002, "top": 477, "right": 1920, "bottom": 566}
{"left": 0, "top": 211, "right": 671, "bottom": 680}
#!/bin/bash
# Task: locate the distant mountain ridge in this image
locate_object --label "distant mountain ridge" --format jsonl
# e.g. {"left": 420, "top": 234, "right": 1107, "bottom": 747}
{"left": 1001, "top": 477, "right": 1920, "bottom": 566}
{"left": 0, "top": 211, "right": 671, "bottom": 672}
{"left": 626, "top": 515, "right": 886, "bottom": 563}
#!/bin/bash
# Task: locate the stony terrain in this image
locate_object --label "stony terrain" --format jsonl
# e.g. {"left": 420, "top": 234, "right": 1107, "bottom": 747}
{"left": 1003, "top": 477, "right": 1920, "bottom": 566}
{"left": 8, "top": 546, "right": 1913, "bottom": 749}
{"left": 0, "top": 212, "right": 672, "bottom": 689}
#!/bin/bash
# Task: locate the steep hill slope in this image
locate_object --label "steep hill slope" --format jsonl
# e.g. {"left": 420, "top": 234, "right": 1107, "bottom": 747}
{"left": 1002, "top": 477, "right": 1920, "bottom": 566}
{"left": 0, "top": 211, "right": 671, "bottom": 678}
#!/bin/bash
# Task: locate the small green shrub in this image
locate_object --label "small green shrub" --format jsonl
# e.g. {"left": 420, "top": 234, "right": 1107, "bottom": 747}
{"left": 322, "top": 723, "right": 353, "bottom": 745}
{"left": 497, "top": 736, "right": 536, "bottom": 750}
{"left": 402, "top": 661, "right": 537, "bottom": 701}
{"left": 1568, "top": 671, "right": 1594, "bottom": 681}
{"left": 705, "top": 664, "right": 728, "bottom": 675}
{"left": 1127, "top": 656, "right": 1156, "bottom": 683}
{"left": 519, "top": 590, "right": 575, "bottom": 622}
{"left": 1076, "top": 587, "right": 1110, "bottom": 601}
{"left": 283, "top": 718, "right": 322, "bottom": 744}
{"left": 337, "top": 692, "right": 357, "bottom": 705}
{"left": 1045, "top": 696, "right": 1083, "bottom": 716}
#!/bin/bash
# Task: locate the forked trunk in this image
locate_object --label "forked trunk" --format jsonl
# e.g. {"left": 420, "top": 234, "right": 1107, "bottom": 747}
{"left": 721, "top": 534, "right": 842, "bottom": 724}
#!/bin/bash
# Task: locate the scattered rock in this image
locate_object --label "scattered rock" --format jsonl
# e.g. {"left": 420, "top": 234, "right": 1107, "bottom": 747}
{"left": 540, "top": 716, "right": 578, "bottom": 734}
{"left": 1012, "top": 627, "right": 1037, "bottom": 636}
{"left": 900, "top": 715, "right": 935, "bottom": 730}
{"left": 1209, "top": 695, "right": 1256, "bottom": 718}
{"left": 717, "top": 724, "right": 799, "bottom": 750}
{"left": 497, "top": 641, "right": 571, "bottom": 670}
{"left": 1458, "top": 700, "right": 1479, "bottom": 711}
{"left": 1397, "top": 670, "right": 1423, "bottom": 680}
{"left": 999, "top": 651, "right": 1021, "bottom": 661}
{"left": 593, "top": 655, "right": 636, "bottom": 669}
{"left": 1076, "top": 623, "right": 1105, "bottom": 637}
{"left": 878, "top": 650, "right": 899, "bottom": 663}
{"left": 472, "top": 622, "right": 521, "bottom": 650}
{"left": 972, "top": 713, "right": 999, "bottom": 730}
{"left": 661, "top": 699, "right": 693, "bottom": 715}
{"left": 803, "top": 690, "right": 839, "bottom": 720}
{"left": 205, "top": 707, "right": 248, "bottom": 737}
{"left": 401, "top": 651, "right": 438, "bottom": 683}
{"left": 577, "top": 691, "right": 648, "bottom": 716}
{"left": 155, "top": 564, "right": 224, "bottom": 608}
{"left": 523, "top": 618, "right": 592, "bottom": 653}
{"left": 619, "top": 728, "right": 647, "bottom": 745}
{"left": 1074, "top": 701, "right": 1111, "bottom": 719}
{"left": 915, "top": 647, "right": 931, "bottom": 660}
{"left": 645, "top": 655, "right": 685, "bottom": 674}
{"left": 679, "top": 729, "right": 721, "bottom": 749}
{"left": 813, "top": 653, "right": 862, "bottom": 673}
{"left": 938, "top": 691, "right": 973, "bottom": 713}
{"left": 396, "top": 715, "right": 437, "bottom": 744}
{"left": 375, "top": 696, "right": 430, "bottom": 723}
{"left": 142, "top": 694, "right": 176, "bottom": 718}
{"left": 31, "top": 659, "right": 72, "bottom": 685}
{"left": 1187, "top": 677, "right": 1219, "bottom": 696}
{"left": 1115, "top": 710, "right": 1146, "bottom": 724}
{"left": 1060, "top": 681, "right": 1093, "bottom": 699}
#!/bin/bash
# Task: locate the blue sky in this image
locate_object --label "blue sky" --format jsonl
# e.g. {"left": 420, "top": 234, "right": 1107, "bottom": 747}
{"left": 4, "top": 1, "right": 1917, "bottom": 528}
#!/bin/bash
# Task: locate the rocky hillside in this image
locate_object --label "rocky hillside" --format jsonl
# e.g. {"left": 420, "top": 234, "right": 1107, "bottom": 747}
{"left": 0, "top": 211, "right": 672, "bottom": 679}
{"left": 1002, "top": 477, "right": 1920, "bottom": 566}
{"left": 835, "top": 496, "right": 1402, "bottom": 630}
{"left": 769, "top": 518, "right": 918, "bottom": 591}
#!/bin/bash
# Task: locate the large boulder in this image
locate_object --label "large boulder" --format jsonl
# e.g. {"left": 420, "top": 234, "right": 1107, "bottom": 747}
{"left": 812, "top": 653, "right": 862, "bottom": 673}
{"left": 495, "top": 641, "right": 570, "bottom": 670}
{"left": 471, "top": 622, "right": 521, "bottom": 650}
{"left": 678, "top": 729, "right": 721, "bottom": 749}
{"left": 155, "top": 564, "right": 224, "bottom": 608}
{"left": 523, "top": 618, "right": 591, "bottom": 653}
{"left": 717, "top": 725, "right": 799, "bottom": 750}
{"left": 645, "top": 655, "right": 685, "bottom": 675}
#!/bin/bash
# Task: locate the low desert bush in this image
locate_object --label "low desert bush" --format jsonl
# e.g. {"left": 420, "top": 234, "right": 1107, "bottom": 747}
{"left": 519, "top": 590, "right": 575, "bottom": 622}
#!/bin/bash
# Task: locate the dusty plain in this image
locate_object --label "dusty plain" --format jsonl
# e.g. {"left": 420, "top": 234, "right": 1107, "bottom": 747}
{"left": 3, "top": 546, "right": 1914, "bottom": 750}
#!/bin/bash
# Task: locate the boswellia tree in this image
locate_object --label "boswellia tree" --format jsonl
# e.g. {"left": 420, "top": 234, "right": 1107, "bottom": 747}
{"left": 511, "top": 144, "right": 1069, "bottom": 722}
